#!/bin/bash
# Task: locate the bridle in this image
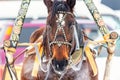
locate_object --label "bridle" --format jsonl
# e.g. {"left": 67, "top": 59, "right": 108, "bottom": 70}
{"left": 47, "top": 11, "right": 83, "bottom": 68}
{"left": 44, "top": 11, "right": 84, "bottom": 76}
{"left": 47, "top": 11, "right": 75, "bottom": 57}
{"left": 49, "top": 12, "right": 73, "bottom": 46}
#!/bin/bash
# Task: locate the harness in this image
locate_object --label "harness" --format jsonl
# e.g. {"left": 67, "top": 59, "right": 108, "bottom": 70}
{"left": 22, "top": 11, "right": 97, "bottom": 78}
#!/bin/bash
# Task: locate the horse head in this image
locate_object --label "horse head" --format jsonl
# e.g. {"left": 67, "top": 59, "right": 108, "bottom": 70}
{"left": 43, "top": 0, "right": 77, "bottom": 74}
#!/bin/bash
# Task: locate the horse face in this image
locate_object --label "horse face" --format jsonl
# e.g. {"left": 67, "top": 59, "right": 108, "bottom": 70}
{"left": 44, "top": 0, "right": 76, "bottom": 73}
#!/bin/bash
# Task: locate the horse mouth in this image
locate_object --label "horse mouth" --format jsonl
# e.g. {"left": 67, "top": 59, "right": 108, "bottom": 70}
{"left": 52, "top": 65, "right": 67, "bottom": 75}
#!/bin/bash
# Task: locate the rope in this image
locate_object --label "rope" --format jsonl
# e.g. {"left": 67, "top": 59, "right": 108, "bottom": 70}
{"left": 34, "top": 43, "right": 52, "bottom": 73}
{"left": 73, "top": 25, "right": 80, "bottom": 50}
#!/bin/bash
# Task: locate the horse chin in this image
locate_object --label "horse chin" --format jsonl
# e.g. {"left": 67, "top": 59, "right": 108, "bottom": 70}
{"left": 52, "top": 65, "right": 67, "bottom": 75}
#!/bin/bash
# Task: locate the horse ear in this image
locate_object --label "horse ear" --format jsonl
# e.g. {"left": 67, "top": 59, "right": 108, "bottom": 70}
{"left": 44, "top": 0, "right": 53, "bottom": 12}
{"left": 66, "top": 0, "right": 76, "bottom": 10}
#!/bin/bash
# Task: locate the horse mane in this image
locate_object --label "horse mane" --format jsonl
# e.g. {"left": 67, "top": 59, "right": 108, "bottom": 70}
{"left": 29, "top": 27, "right": 45, "bottom": 43}
{"left": 29, "top": 26, "right": 50, "bottom": 58}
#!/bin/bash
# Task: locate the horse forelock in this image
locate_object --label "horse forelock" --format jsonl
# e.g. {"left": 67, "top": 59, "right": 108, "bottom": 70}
{"left": 44, "top": 0, "right": 76, "bottom": 13}
{"left": 52, "top": 1, "right": 70, "bottom": 16}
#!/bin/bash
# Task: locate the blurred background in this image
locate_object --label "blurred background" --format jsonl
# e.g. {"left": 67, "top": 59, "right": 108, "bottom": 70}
{"left": 0, "top": 0, "right": 120, "bottom": 80}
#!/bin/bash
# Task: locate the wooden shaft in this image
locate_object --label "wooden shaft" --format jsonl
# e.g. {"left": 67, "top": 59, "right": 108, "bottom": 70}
{"left": 103, "top": 54, "right": 113, "bottom": 80}
{"left": 3, "top": 0, "right": 31, "bottom": 80}
{"left": 83, "top": 0, "right": 109, "bottom": 36}
{"left": 83, "top": 0, "right": 118, "bottom": 80}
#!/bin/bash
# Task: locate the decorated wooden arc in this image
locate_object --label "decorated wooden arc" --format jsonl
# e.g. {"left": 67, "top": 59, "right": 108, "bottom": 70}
{"left": 83, "top": 0, "right": 118, "bottom": 80}
{"left": 3, "top": 0, "right": 31, "bottom": 80}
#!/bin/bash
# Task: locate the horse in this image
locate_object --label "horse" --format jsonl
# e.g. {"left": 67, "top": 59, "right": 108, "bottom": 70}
{"left": 21, "top": 0, "right": 98, "bottom": 80}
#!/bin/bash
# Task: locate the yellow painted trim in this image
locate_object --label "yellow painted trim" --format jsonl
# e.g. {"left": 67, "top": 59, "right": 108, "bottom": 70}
{"left": 31, "top": 55, "right": 39, "bottom": 77}
{"left": 32, "top": 45, "right": 43, "bottom": 77}
{"left": 39, "top": 45, "right": 43, "bottom": 57}
{"left": 85, "top": 46, "right": 98, "bottom": 76}
{"left": 103, "top": 34, "right": 110, "bottom": 40}
{"left": 6, "top": 26, "right": 13, "bottom": 35}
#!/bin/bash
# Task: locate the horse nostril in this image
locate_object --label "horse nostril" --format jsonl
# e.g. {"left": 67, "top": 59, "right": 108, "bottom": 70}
{"left": 64, "top": 59, "right": 68, "bottom": 66}
{"left": 58, "top": 4, "right": 65, "bottom": 9}
{"left": 52, "top": 58, "right": 56, "bottom": 65}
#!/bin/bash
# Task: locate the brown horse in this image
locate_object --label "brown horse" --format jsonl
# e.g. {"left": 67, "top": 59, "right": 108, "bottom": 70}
{"left": 21, "top": 0, "right": 98, "bottom": 80}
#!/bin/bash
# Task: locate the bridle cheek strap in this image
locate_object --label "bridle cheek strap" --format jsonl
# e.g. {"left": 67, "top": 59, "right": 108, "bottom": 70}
{"left": 73, "top": 24, "right": 80, "bottom": 50}
{"left": 67, "top": 24, "right": 84, "bottom": 71}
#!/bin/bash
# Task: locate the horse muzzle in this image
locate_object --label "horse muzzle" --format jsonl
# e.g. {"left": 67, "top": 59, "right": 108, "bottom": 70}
{"left": 52, "top": 58, "right": 68, "bottom": 74}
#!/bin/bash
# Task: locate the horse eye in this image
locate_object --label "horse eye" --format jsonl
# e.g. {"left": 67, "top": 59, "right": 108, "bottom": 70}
{"left": 70, "top": 25, "right": 73, "bottom": 29}
{"left": 68, "top": 21, "right": 74, "bottom": 28}
{"left": 48, "top": 26, "right": 52, "bottom": 31}
{"left": 69, "top": 39, "right": 72, "bottom": 43}
{"left": 68, "top": 22, "right": 72, "bottom": 27}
